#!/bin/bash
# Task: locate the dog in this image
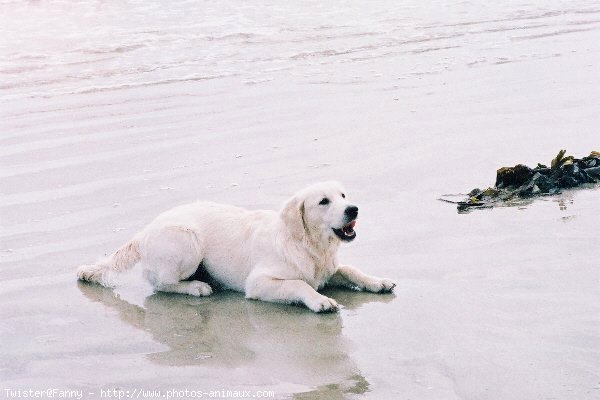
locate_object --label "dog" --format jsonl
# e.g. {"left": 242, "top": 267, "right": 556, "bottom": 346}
{"left": 77, "top": 181, "right": 396, "bottom": 312}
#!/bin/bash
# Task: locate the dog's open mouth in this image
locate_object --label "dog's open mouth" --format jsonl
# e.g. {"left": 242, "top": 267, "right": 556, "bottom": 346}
{"left": 333, "top": 220, "right": 356, "bottom": 241}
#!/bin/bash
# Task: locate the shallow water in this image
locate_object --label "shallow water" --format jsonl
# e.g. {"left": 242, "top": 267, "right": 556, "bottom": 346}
{"left": 1, "top": 1, "right": 600, "bottom": 399}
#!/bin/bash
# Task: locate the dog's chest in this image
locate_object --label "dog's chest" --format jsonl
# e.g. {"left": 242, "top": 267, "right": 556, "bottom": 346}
{"left": 285, "top": 242, "right": 339, "bottom": 289}
{"left": 305, "top": 253, "right": 337, "bottom": 289}
{"left": 314, "top": 263, "right": 336, "bottom": 289}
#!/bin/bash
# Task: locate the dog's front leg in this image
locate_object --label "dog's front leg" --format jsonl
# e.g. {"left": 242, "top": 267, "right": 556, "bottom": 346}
{"left": 330, "top": 265, "right": 396, "bottom": 293}
{"left": 245, "top": 275, "right": 339, "bottom": 313}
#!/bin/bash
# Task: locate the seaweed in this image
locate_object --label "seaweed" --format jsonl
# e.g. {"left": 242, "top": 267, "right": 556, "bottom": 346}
{"left": 442, "top": 150, "right": 600, "bottom": 213}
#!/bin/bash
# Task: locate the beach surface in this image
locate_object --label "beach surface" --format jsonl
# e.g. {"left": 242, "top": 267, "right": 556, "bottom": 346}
{"left": 1, "top": 1, "right": 599, "bottom": 399}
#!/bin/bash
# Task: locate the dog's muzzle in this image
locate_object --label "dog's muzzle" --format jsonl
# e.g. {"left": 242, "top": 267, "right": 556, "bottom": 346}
{"left": 333, "top": 206, "right": 358, "bottom": 241}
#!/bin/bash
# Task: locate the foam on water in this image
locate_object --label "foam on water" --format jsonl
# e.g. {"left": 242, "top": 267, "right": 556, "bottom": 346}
{"left": 2, "top": 0, "right": 600, "bottom": 100}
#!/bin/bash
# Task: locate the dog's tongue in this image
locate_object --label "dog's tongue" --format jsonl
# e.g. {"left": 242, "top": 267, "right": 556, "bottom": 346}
{"left": 343, "top": 220, "right": 356, "bottom": 234}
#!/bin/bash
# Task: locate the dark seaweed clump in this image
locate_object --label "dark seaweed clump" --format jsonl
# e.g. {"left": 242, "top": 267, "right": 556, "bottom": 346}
{"left": 451, "top": 150, "right": 600, "bottom": 212}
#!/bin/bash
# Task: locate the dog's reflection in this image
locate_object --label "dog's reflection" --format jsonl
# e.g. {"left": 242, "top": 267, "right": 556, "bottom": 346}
{"left": 78, "top": 282, "right": 393, "bottom": 394}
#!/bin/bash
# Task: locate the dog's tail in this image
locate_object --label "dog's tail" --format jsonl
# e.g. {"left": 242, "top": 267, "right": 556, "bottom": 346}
{"left": 77, "top": 240, "right": 141, "bottom": 287}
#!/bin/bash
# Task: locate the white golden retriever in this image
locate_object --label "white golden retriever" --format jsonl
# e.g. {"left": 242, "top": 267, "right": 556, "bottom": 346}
{"left": 77, "top": 181, "right": 395, "bottom": 312}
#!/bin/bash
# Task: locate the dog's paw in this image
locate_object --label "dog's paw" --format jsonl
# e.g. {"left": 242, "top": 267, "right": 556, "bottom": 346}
{"left": 307, "top": 295, "right": 339, "bottom": 313}
{"left": 366, "top": 278, "right": 396, "bottom": 293}
{"left": 187, "top": 281, "right": 213, "bottom": 297}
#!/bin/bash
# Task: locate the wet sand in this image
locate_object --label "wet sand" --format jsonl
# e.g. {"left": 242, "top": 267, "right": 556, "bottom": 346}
{"left": 1, "top": 1, "right": 600, "bottom": 399}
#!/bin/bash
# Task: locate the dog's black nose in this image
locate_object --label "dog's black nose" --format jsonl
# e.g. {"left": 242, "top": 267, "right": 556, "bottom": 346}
{"left": 345, "top": 205, "right": 358, "bottom": 219}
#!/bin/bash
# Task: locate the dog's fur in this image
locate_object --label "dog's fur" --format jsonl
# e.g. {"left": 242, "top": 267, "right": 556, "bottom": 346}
{"left": 77, "top": 181, "right": 395, "bottom": 312}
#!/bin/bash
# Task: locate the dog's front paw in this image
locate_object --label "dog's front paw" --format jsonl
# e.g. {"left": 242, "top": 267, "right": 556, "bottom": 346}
{"left": 366, "top": 278, "right": 396, "bottom": 293}
{"left": 187, "top": 281, "right": 213, "bottom": 297}
{"left": 306, "top": 295, "right": 339, "bottom": 313}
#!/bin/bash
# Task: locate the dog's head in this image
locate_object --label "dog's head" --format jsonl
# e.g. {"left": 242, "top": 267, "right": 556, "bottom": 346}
{"left": 281, "top": 181, "right": 358, "bottom": 243}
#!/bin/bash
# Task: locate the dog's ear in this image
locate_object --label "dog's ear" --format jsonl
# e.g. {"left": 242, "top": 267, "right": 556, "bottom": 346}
{"left": 280, "top": 195, "right": 307, "bottom": 239}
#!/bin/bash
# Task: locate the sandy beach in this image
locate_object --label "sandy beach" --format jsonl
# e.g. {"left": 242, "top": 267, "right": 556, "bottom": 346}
{"left": 1, "top": 1, "right": 599, "bottom": 399}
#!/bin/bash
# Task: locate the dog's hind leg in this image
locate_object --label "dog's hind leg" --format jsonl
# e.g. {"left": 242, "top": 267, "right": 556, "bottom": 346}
{"left": 141, "top": 225, "right": 213, "bottom": 297}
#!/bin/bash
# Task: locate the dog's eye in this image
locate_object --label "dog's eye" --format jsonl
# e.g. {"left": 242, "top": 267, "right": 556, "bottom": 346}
{"left": 319, "top": 198, "right": 330, "bottom": 205}
{"left": 341, "top": 193, "right": 346, "bottom": 198}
